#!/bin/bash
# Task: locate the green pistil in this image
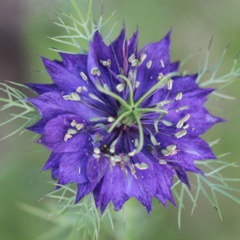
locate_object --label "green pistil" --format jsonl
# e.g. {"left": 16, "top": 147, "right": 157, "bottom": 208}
{"left": 108, "top": 110, "right": 132, "bottom": 133}
{"left": 135, "top": 108, "right": 168, "bottom": 115}
{"left": 133, "top": 111, "right": 144, "bottom": 154}
{"left": 135, "top": 72, "right": 180, "bottom": 107}
{"left": 117, "top": 75, "right": 134, "bottom": 107}
{"left": 96, "top": 82, "right": 131, "bottom": 110}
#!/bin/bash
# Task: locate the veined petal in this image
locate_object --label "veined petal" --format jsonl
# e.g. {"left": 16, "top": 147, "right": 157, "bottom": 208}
{"left": 27, "top": 92, "right": 104, "bottom": 121}
{"left": 39, "top": 114, "right": 90, "bottom": 153}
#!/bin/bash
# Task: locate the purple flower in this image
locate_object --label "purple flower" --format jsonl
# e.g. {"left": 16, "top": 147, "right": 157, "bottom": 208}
{"left": 26, "top": 28, "right": 224, "bottom": 214}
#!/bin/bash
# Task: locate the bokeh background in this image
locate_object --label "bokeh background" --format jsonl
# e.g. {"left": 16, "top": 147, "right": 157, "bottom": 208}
{"left": 0, "top": 0, "right": 240, "bottom": 239}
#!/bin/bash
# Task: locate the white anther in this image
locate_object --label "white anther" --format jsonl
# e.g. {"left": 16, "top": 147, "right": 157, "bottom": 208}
{"left": 71, "top": 92, "right": 81, "bottom": 101}
{"left": 93, "top": 153, "right": 101, "bottom": 159}
{"left": 159, "top": 160, "right": 167, "bottom": 164}
{"left": 146, "top": 60, "right": 152, "bottom": 69}
{"left": 160, "top": 59, "right": 165, "bottom": 68}
{"left": 129, "top": 150, "right": 136, "bottom": 157}
{"left": 175, "top": 130, "right": 187, "bottom": 138}
{"left": 76, "top": 124, "right": 83, "bottom": 131}
{"left": 68, "top": 129, "right": 77, "bottom": 135}
{"left": 108, "top": 117, "right": 115, "bottom": 123}
{"left": 176, "top": 92, "right": 183, "bottom": 101}
{"left": 128, "top": 54, "right": 135, "bottom": 63}
{"left": 64, "top": 132, "right": 72, "bottom": 142}
{"left": 116, "top": 83, "right": 125, "bottom": 92}
{"left": 71, "top": 120, "right": 77, "bottom": 127}
{"left": 183, "top": 114, "right": 190, "bottom": 122}
{"left": 176, "top": 119, "right": 184, "bottom": 128}
{"left": 135, "top": 81, "right": 140, "bottom": 88}
{"left": 167, "top": 79, "right": 173, "bottom": 90}
{"left": 80, "top": 72, "right": 88, "bottom": 81}
{"left": 94, "top": 148, "right": 100, "bottom": 154}
{"left": 76, "top": 87, "right": 83, "bottom": 93}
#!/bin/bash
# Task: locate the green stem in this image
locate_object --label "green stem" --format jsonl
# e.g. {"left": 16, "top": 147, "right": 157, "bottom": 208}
{"left": 135, "top": 108, "right": 168, "bottom": 114}
{"left": 133, "top": 112, "right": 144, "bottom": 154}
{"left": 135, "top": 72, "right": 180, "bottom": 107}
{"left": 96, "top": 83, "right": 131, "bottom": 110}
{"left": 117, "top": 75, "right": 134, "bottom": 107}
{"left": 108, "top": 110, "right": 132, "bottom": 133}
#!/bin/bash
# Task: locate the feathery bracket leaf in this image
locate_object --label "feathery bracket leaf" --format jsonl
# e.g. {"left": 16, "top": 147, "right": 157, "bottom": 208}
{"left": 0, "top": 82, "right": 38, "bottom": 140}
{"left": 48, "top": 0, "right": 117, "bottom": 54}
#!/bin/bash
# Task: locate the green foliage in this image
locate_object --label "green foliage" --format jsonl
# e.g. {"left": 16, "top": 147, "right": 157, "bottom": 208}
{"left": 0, "top": 82, "right": 38, "bottom": 140}
{"left": 172, "top": 146, "right": 240, "bottom": 229}
{"left": 48, "top": 0, "right": 117, "bottom": 54}
{"left": 181, "top": 40, "right": 239, "bottom": 100}
{"left": 18, "top": 182, "right": 114, "bottom": 240}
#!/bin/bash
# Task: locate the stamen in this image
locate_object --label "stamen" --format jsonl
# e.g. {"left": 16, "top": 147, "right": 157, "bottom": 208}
{"left": 135, "top": 81, "right": 140, "bottom": 88}
{"left": 160, "top": 59, "right": 165, "bottom": 68}
{"left": 177, "top": 106, "right": 189, "bottom": 111}
{"left": 76, "top": 124, "right": 83, "bottom": 131}
{"left": 80, "top": 72, "right": 88, "bottom": 81}
{"left": 64, "top": 132, "right": 72, "bottom": 142}
{"left": 183, "top": 123, "right": 189, "bottom": 129}
{"left": 91, "top": 68, "right": 101, "bottom": 76}
{"left": 161, "top": 149, "right": 170, "bottom": 156}
{"left": 167, "top": 79, "right": 173, "bottom": 90}
{"left": 131, "top": 59, "right": 138, "bottom": 67}
{"left": 175, "top": 129, "right": 187, "bottom": 138}
{"left": 159, "top": 160, "right": 167, "bottom": 164}
{"left": 110, "top": 156, "right": 116, "bottom": 166}
{"left": 71, "top": 92, "right": 81, "bottom": 101}
{"left": 129, "top": 149, "right": 136, "bottom": 157}
{"left": 176, "top": 92, "right": 183, "bottom": 101}
{"left": 63, "top": 95, "right": 71, "bottom": 100}
{"left": 146, "top": 60, "right": 152, "bottom": 69}
{"left": 93, "top": 153, "right": 101, "bottom": 159}
{"left": 107, "top": 117, "right": 115, "bottom": 122}
{"left": 68, "top": 129, "right": 77, "bottom": 135}
{"left": 76, "top": 87, "right": 83, "bottom": 93}
{"left": 156, "top": 100, "right": 172, "bottom": 108}
{"left": 94, "top": 148, "right": 100, "bottom": 154}
{"left": 161, "top": 120, "right": 173, "bottom": 126}
{"left": 99, "top": 59, "right": 111, "bottom": 67}
{"left": 183, "top": 114, "right": 190, "bottom": 122}
{"left": 157, "top": 73, "right": 164, "bottom": 81}
{"left": 128, "top": 54, "right": 135, "bottom": 63}
{"left": 116, "top": 83, "right": 125, "bottom": 92}
{"left": 176, "top": 119, "right": 184, "bottom": 128}
{"left": 138, "top": 53, "right": 147, "bottom": 66}
{"left": 135, "top": 162, "right": 149, "bottom": 170}
{"left": 71, "top": 120, "right": 77, "bottom": 127}
{"left": 166, "top": 145, "right": 176, "bottom": 151}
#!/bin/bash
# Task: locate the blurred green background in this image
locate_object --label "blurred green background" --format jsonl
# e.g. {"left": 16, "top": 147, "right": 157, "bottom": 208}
{"left": 0, "top": 0, "right": 240, "bottom": 239}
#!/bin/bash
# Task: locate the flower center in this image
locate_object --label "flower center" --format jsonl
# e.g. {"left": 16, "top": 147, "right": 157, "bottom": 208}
{"left": 117, "top": 104, "right": 143, "bottom": 127}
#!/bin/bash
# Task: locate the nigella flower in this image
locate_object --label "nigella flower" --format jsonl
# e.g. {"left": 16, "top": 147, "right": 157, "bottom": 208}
{"left": 26, "top": 28, "right": 224, "bottom": 214}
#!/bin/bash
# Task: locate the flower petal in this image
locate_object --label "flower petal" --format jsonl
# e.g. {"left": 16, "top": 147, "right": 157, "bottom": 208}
{"left": 39, "top": 114, "right": 91, "bottom": 152}
{"left": 27, "top": 92, "right": 104, "bottom": 121}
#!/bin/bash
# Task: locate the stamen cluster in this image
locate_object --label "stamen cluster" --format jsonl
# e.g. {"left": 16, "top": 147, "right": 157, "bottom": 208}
{"left": 26, "top": 28, "right": 223, "bottom": 213}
